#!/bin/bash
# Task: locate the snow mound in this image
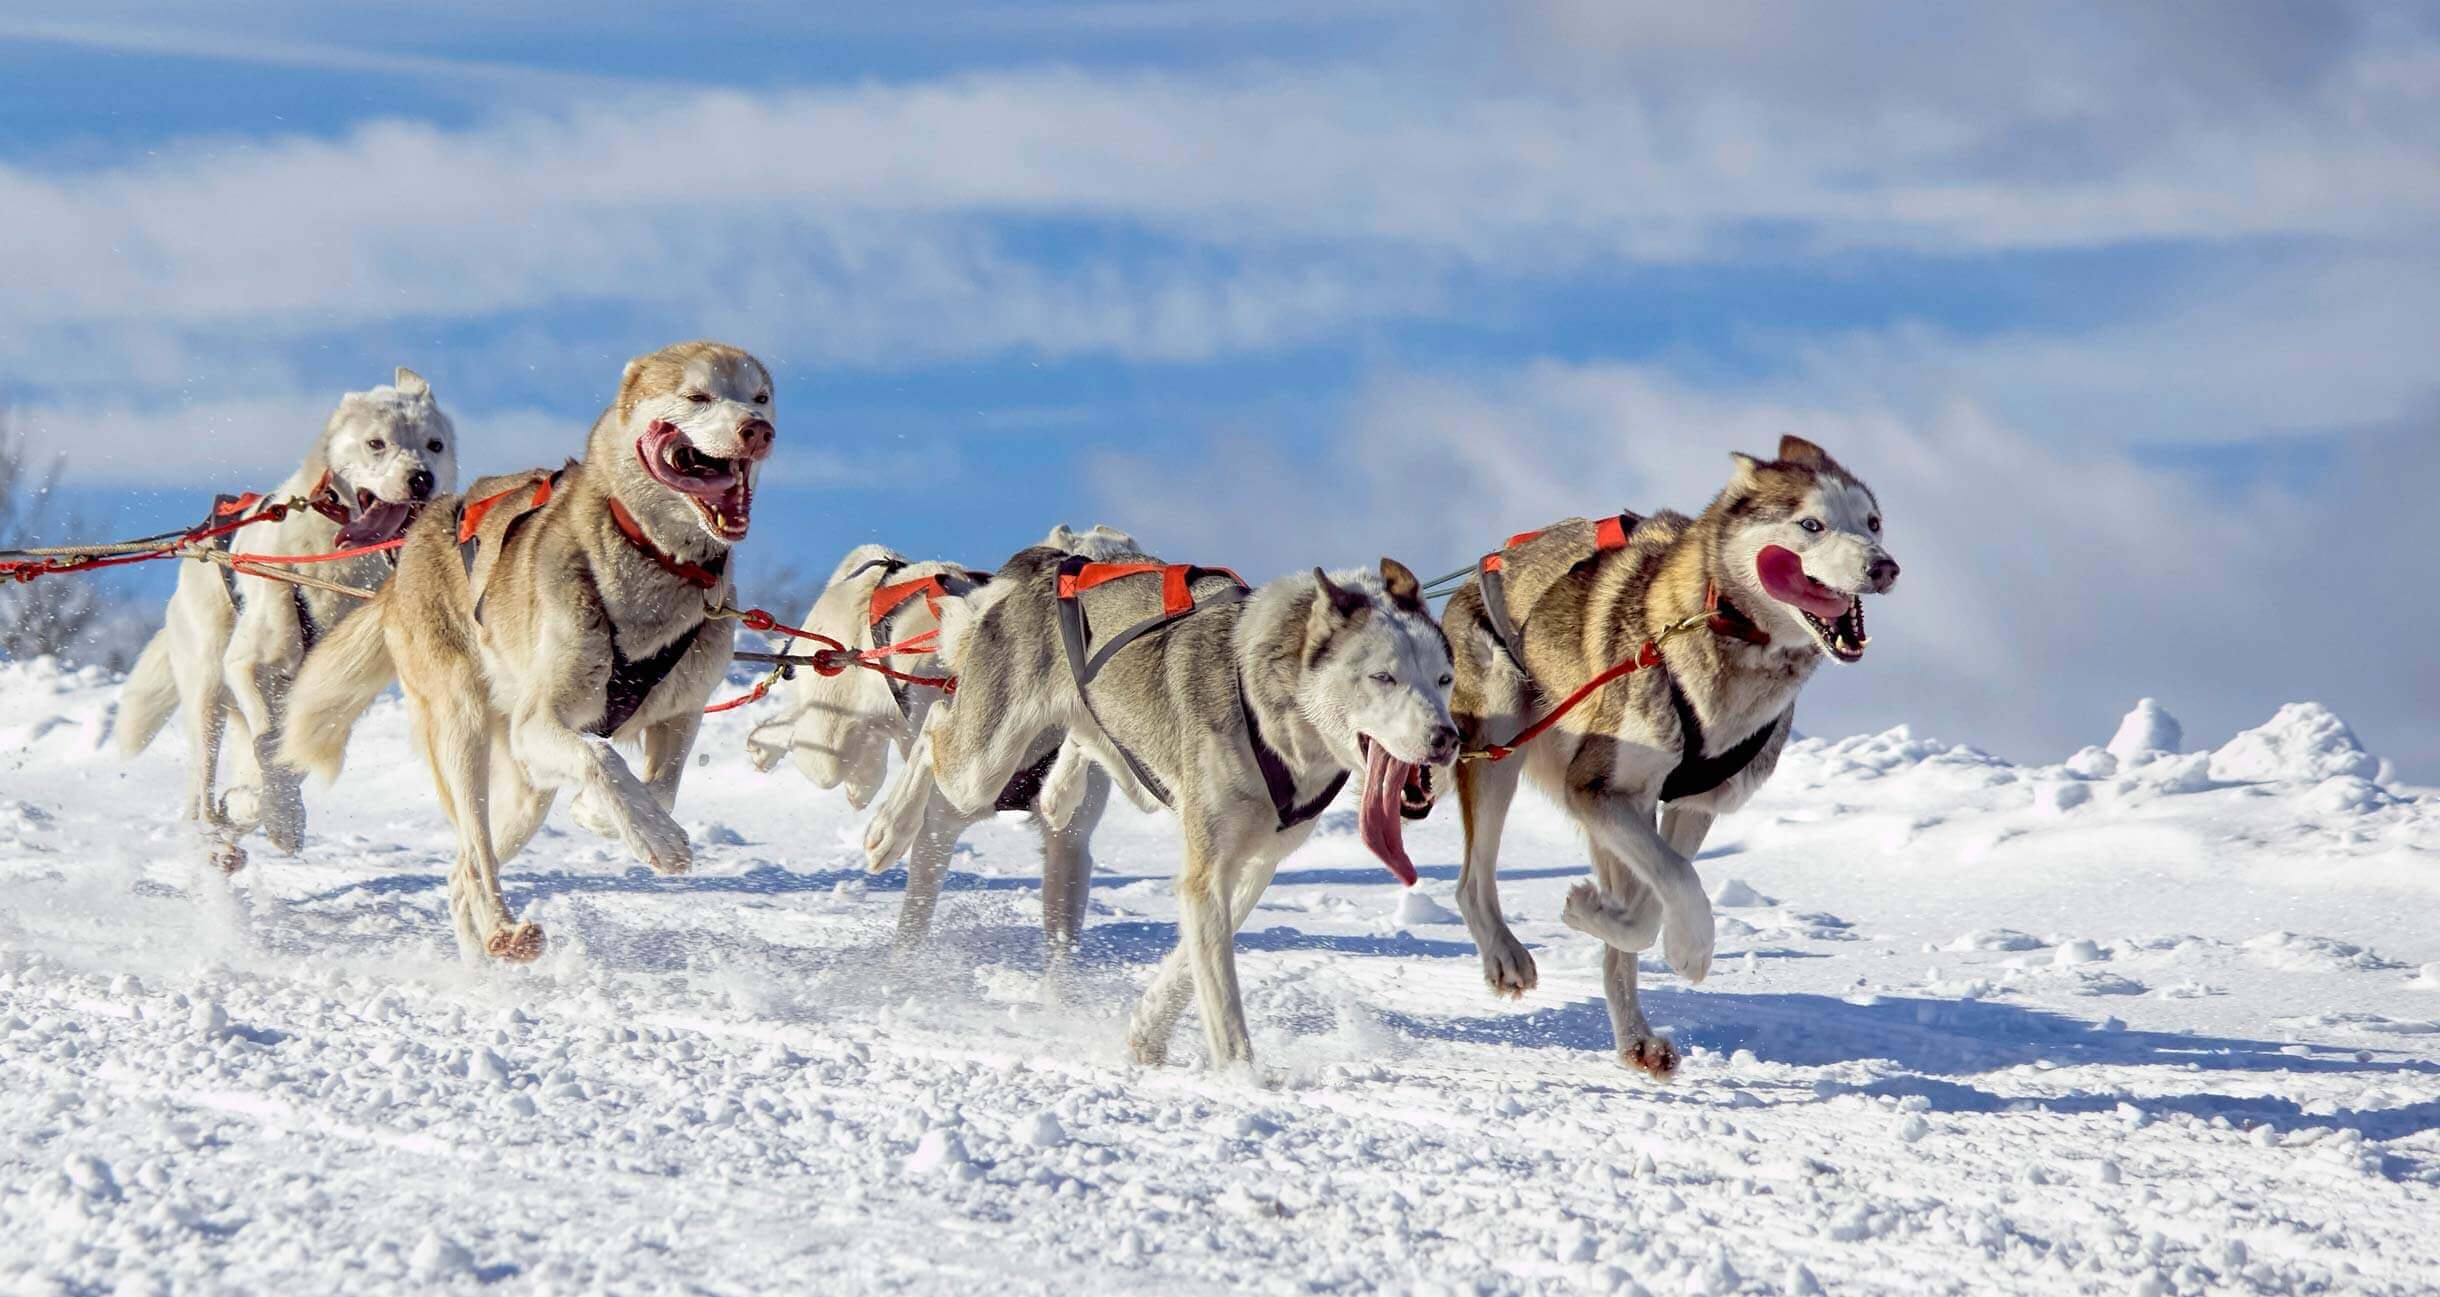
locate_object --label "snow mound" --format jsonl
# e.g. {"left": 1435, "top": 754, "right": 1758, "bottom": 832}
{"left": 1709, "top": 878, "right": 1775, "bottom": 908}
{"left": 2106, "top": 698, "right": 2182, "bottom": 761}
{"left": 1395, "top": 889, "right": 1459, "bottom": 925}
{"left": 2242, "top": 931, "right": 2398, "bottom": 973}
{"left": 2209, "top": 703, "right": 2378, "bottom": 785}
{"left": 1947, "top": 929, "right": 2045, "bottom": 953}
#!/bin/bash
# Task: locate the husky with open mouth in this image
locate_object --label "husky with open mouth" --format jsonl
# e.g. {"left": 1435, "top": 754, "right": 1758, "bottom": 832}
{"left": 277, "top": 341, "right": 774, "bottom": 962}
{"left": 906, "top": 539, "right": 1458, "bottom": 1069}
{"left": 1442, "top": 435, "right": 1899, "bottom": 1078}
{"left": 116, "top": 368, "right": 458, "bottom": 872}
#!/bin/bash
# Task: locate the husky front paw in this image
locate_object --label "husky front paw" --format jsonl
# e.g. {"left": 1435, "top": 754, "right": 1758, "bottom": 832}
{"left": 862, "top": 766, "right": 932, "bottom": 873}
{"left": 1560, "top": 881, "right": 1660, "bottom": 952}
{"left": 620, "top": 802, "right": 692, "bottom": 876}
{"left": 204, "top": 838, "right": 248, "bottom": 875}
{"left": 1036, "top": 743, "right": 1089, "bottom": 832}
{"left": 485, "top": 922, "right": 546, "bottom": 963}
{"left": 744, "top": 719, "right": 791, "bottom": 773}
{"left": 1660, "top": 895, "right": 1715, "bottom": 985}
{"left": 566, "top": 785, "right": 621, "bottom": 840}
{"left": 1620, "top": 1033, "right": 1680, "bottom": 1080}
{"left": 1125, "top": 1027, "right": 1170, "bottom": 1068}
{"left": 219, "top": 784, "right": 263, "bottom": 833}
{"left": 1478, "top": 929, "right": 1538, "bottom": 998}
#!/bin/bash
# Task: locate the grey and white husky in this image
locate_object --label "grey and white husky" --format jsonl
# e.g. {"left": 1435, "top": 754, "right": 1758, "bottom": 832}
{"left": 116, "top": 369, "right": 458, "bottom": 872}
{"left": 1443, "top": 435, "right": 1900, "bottom": 1078}
{"left": 745, "top": 526, "right": 1133, "bottom": 966}
{"left": 894, "top": 538, "right": 1458, "bottom": 1069}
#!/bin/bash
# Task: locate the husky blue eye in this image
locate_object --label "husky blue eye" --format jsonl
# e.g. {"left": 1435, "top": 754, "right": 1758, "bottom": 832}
{"left": 1799, "top": 518, "right": 1824, "bottom": 533}
{"left": 1370, "top": 672, "right": 1396, "bottom": 685}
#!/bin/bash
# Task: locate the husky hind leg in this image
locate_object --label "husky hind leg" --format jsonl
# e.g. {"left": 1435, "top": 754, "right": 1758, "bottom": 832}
{"left": 1038, "top": 764, "right": 1108, "bottom": 970}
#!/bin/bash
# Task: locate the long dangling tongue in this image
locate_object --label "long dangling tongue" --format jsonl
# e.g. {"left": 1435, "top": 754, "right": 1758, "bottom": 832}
{"left": 336, "top": 499, "right": 414, "bottom": 549}
{"left": 1358, "top": 740, "right": 1419, "bottom": 886}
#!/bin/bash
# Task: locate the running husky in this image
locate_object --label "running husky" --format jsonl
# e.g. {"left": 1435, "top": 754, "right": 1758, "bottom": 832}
{"left": 279, "top": 341, "right": 775, "bottom": 961}
{"left": 116, "top": 369, "right": 458, "bottom": 872}
{"left": 902, "top": 540, "right": 1458, "bottom": 1068}
{"left": 743, "top": 525, "right": 1133, "bottom": 964}
{"left": 1444, "top": 435, "right": 1898, "bottom": 1077}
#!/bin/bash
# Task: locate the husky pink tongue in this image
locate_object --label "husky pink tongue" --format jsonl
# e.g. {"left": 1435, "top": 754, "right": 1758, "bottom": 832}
{"left": 335, "top": 499, "right": 413, "bottom": 549}
{"left": 1755, "top": 545, "right": 1853, "bottom": 620}
{"left": 1358, "top": 741, "right": 1419, "bottom": 886}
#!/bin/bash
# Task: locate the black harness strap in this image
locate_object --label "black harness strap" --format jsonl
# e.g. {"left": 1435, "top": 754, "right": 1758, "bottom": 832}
{"left": 1238, "top": 671, "right": 1348, "bottom": 831}
{"left": 594, "top": 623, "right": 706, "bottom": 738}
{"left": 1660, "top": 684, "right": 1783, "bottom": 803}
{"left": 206, "top": 495, "right": 245, "bottom": 608}
{"left": 993, "top": 740, "right": 1063, "bottom": 814}
{"left": 1053, "top": 554, "right": 1248, "bottom": 809}
{"left": 291, "top": 586, "right": 321, "bottom": 654}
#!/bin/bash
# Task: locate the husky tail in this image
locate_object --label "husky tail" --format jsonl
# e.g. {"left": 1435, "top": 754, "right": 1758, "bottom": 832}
{"left": 277, "top": 591, "right": 396, "bottom": 784}
{"left": 113, "top": 627, "right": 180, "bottom": 758}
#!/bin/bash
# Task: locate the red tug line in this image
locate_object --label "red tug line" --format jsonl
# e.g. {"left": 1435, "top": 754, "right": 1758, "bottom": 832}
{"left": 0, "top": 484, "right": 951, "bottom": 718}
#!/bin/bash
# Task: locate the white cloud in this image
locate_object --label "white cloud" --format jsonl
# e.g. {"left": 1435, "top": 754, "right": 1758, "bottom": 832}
{"left": 1088, "top": 359, "right": 2440, "bottom": 776}
{"left": 3, "top": 39, "right": 2433, "bottom": 339}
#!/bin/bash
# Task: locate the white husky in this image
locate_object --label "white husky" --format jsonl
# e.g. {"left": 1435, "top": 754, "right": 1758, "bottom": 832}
{"left": 116, "top": 369, "right": 458, "bottom": 871}
{"left": 745, "top": 524, "right": 1133, "bottom": 967}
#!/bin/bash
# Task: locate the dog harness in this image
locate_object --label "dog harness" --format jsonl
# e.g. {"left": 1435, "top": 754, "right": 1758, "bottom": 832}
{"left": 1476, "top": 511, "right": 1640, "bottom": 674}
{"left": 204, "top": 474, "right": 375, "bottom": 653}
{"left": 1053, "top": 555, "right": 1345, "bottom": 831}
{"left": 455, "top": 469, "right": 725, "bottom": 738}
{"left": 1470, "top": 515, "right": 1786, "bottom": 802}
{"left": 831, "top": 554, "right": 992, "bottom": 717}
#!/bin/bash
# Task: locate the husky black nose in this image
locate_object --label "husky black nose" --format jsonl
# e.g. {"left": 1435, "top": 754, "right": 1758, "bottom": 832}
{"left": 407, "top": 468, "right": 436, "bottom": 500}
{"left": 1426, "top": 724, "right": 1460, "bottom": 764}
{"left": 1867, "top": 556, "right": 1900, "bottom": 592}
{"left": 738, "top": 418, "right": 775, "bottom": 460}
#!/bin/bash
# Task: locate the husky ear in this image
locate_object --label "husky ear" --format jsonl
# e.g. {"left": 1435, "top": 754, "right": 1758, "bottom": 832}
{"left": 1313, "top": 568, "right": 1368, "bottom": 619}
{"left": 1777, "top": 435, "right": 1833, "bottom": 469}
{"left": 616, "top": 354, "right": 651, "bottom": 413}
{"left": 393, "top": 367, "right": 429, "bottom": 398}
{"left": 1379, "top": 557, "right": 1424, "bottom": 612}
{"left": 1728, "top": 451, "right": 1764, "bottom": 490}
{"left": 1047, "top": 523, "right": 1078, "bottom": 549}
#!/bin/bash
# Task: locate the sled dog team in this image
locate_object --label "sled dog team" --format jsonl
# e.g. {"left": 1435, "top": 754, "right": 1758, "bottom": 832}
{"left": 120, "top": 341, "right": 1900, "bottom": 1077}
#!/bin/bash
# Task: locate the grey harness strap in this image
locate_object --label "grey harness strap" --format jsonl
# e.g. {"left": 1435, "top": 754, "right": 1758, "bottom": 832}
{"left": 1053, "top": 554, "right": 1249, "bottom": 809}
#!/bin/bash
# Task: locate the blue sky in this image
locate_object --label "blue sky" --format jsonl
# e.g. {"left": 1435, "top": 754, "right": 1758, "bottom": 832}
{"left": 4, "top": 2, "right": 2436, "bottom": 774}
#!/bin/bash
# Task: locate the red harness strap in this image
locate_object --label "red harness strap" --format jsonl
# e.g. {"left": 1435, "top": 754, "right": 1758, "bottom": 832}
{"left": 457, "top": 474, "right": 554, "bottom": 544}
{"left": 606, "top": 497, "right": 723, "bottom": 590}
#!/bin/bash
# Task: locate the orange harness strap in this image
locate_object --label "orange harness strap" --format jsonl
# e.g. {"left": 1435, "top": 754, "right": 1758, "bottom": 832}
{"left": 457, "top": 473, "right": 554, "bottom": 545}
{"left": 869, "top": 574, "right": 951, "bottom": 626}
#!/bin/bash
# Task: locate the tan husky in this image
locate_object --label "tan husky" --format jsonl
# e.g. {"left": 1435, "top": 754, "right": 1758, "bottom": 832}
{"left": 280, "top": 341, "right": 775, "bottom": 961}
{"left": 1444, "top": 436, "right": 1898, "bottom": 1078}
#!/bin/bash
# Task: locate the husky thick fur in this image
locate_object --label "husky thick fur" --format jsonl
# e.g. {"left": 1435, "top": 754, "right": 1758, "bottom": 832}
{"left": 278, "top": 341, "right": 775, "bottom": 961}
{"left": 117, "top": 369, "right": 458, "bottom": 872}
{"left": 745, "top": 525, "right": 1134, "bottom": 964}
{"left": 1443, "top": 435, "right": 1898, "bottom": 1078}
{"left": 908, "top": 539, "right": 1459, "bottom": 1069}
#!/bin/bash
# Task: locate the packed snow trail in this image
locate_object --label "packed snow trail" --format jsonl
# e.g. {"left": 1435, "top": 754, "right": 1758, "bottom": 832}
{"left": 2, "top": 658, "right": 2436, "bottom": 1294}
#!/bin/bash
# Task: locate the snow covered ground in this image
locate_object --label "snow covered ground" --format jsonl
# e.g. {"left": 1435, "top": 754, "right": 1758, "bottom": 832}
{"left": 2, "top": 658, "right": 2436, "bottom": 1295}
